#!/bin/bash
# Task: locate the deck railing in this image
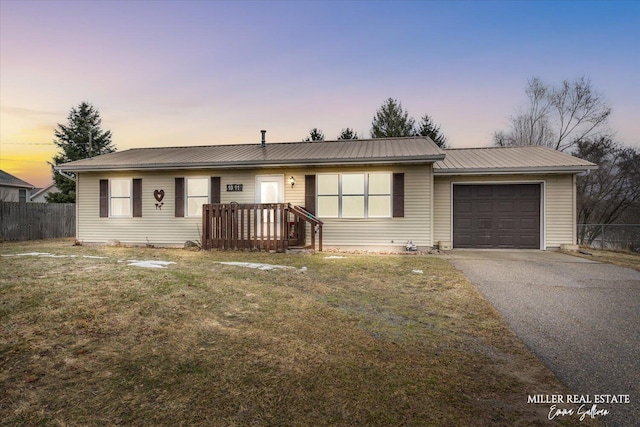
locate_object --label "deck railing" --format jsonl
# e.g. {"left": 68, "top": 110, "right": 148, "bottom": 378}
{"left": 202, "top": 203, "right": 323, "bottom": 252}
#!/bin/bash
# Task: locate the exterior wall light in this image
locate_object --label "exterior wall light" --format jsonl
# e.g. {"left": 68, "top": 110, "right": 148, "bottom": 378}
{"left": 289, "top": 176, "right": 296, "bottom": 187}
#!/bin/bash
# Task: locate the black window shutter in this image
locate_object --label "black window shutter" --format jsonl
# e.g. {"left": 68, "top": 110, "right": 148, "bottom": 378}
{"left": 211, "top": 177, "right": 221, "bottom": 204}
{"left": 305, "top": 175, "right": 316, "bottom": 215}
{"left": 175, "top": 177, "right": 185, "bottom": 217}
{"left": 133, "top": 179, "right": 142, "bottom": 217}
{"left": 393, "top": 173, "right": 404, "bottom": 218}
{"left": 99, "top": 179, "right": 108, "bottom": 217}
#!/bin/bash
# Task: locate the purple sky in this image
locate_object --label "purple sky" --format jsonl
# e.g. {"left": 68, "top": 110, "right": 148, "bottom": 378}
{"left": 1, "top": 0, "right": 638, "bottom": 187}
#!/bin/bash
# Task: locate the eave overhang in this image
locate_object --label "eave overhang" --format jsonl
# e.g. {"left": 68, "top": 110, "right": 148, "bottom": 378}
{"left": 55, "top": 154, "right": 446, "bottom": 173}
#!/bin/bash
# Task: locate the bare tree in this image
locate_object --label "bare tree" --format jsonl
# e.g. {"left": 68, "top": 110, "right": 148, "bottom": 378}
{"left": 494, "top": 77, "right": 611, "bottom": 152}
{"left": 575, "top": 137, "right": 640, "bottom": 245}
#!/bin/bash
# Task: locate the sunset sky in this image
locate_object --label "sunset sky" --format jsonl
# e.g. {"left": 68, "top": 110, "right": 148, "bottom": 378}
{"left": 1, "top": 0, "right": 638, "bottom": 188}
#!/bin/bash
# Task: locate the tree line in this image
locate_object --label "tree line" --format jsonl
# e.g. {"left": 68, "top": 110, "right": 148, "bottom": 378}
{"left": 302, "top": 98, "right": 448, "bottom": 148}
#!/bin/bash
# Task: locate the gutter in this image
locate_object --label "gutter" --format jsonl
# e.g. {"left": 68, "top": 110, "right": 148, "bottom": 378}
{"left": 55, "top": 154, "right": 447, "bottom": 173}
{"left": 432, "top": 165, "right": 598, "bottom": 176}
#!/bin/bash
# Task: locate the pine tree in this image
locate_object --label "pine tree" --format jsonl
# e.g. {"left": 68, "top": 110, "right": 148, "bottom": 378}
{"left": 337, "top": 128, "right": 358, "bottom": 140}
{"left": 303, "top": 128, "right": 325, "bottom": 142}
{"left": 47, "top": 102, "right": 115, "bottom": 203}
{"left": 370, "top": 98, "right": 415, "bottom": 138}
{"left": 416, "top": 114, "right": 448, "bottom": 148}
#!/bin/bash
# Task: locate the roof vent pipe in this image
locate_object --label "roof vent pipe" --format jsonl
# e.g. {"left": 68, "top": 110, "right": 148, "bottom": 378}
{"left": 261, "top": 130, "right": 266, "bottom": 147}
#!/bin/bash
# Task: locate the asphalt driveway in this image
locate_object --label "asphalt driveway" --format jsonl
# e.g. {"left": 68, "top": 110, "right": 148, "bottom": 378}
{"left": 446, "top": 250, "right": 640, "bottom": 427}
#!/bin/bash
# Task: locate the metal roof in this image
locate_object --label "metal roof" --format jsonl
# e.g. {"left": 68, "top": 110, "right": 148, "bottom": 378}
{"left": 56, "top": 139, "right": 596, "bottom": 175}
{"left": 433, "top": 146, "right": 597, "bottom": 175}
{"left": 0, "top": 170, "right": 35, "bottom": 188}
{"left": 56, "top": 137, "right": 446, "bottom": 172}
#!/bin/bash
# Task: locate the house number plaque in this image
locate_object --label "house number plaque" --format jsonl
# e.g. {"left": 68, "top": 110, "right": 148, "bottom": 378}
{"left": 226, "top": 184, "right": 243, "bottom": 192}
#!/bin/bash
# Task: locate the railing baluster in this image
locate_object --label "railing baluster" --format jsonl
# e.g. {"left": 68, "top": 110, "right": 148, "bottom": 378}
{"left": 202, "top": 203, "right": 323, "bottom": 252}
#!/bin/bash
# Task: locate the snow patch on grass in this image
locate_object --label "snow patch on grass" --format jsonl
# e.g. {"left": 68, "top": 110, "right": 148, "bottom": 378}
{"left": 219, "top": 261, "right": 300, "bottom": 271}
{"left": 126, "top": 260, "right": 176, "bottom": 269}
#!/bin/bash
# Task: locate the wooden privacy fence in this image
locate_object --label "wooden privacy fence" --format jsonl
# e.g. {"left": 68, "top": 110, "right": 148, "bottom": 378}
{"left": 0, "top": 202, "right": 75, "bottom": 241}
{"left": 202, "top": 203, "right": 323, "bottom": 252}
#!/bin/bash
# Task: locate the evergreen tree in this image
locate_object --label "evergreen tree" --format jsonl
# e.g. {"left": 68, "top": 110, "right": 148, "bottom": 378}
{"left": 370, "top": 98, "right": 415, "bottom": 138}
{"left": 303, "top": 128, "right": 325, "bottom": 142}
{"left": 416, "top": 114, "right": 448, "bottom": 148}
{"left": 337, "top": 128, "right": 358, "bottom": 140}
{"left": 47, "top": 102, "right": 115, "bottom": 203}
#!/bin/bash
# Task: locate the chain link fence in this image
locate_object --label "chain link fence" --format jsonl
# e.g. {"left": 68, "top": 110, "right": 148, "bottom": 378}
{"left": 577, "top": 224, "right": 640, "bottom": 253}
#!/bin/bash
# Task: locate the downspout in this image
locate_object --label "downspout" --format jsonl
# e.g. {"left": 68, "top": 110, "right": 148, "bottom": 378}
{"left": 572, "top": 173, "right": 577, "bottom": 244}
{"left": 56, "top": 168, "right": 77, "bottom": 182}
{"left": 429, "top": 164, "right": 434, "bottom": 249}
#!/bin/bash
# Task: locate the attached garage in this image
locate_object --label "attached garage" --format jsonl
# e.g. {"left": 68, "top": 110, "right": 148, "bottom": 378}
{"left": 432, "top": 146, "right": 598, "bottom": 250}
{"left": 453, "top": 183, "right": 541, "bottom": 249}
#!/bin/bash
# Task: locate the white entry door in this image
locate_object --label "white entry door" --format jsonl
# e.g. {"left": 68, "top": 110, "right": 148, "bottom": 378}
{"left": 255, "top": 175, "right": 284, "bottom": 237}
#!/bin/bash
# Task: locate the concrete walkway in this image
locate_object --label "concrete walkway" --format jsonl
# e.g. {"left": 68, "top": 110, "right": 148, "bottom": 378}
{"left": 446, "top": 250, "right": 640, "bottom": 427}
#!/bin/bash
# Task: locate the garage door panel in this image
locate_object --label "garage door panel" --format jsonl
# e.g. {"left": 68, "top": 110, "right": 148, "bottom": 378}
{"left": 477, "top": 202, "right": 493, "bottom": 213}
{"left": 477, "top": 186, "right": 493, "bottom": 197}
{"left": 496, "top": 186, "right": 516, "bottom": 197}
{"left": 456, "top": 201, "right": 472, "bottom": 213}
{"left": 520, "top": 234, "right": 539, "bottom": 247}
{"left": 521, "top": 201, "right": 539, "bottom": 213}
{"left": 498, "top": 235, "right": 514, "bottom": 246}
{"left": 498, "top": 201, "right": 514, "bottom": 212}
{"left": 520, "top": 218, "right": 538, "bottom": 230}
{"left": 456, "top": 234, "right": 472, "bottom": 246}
{"left": 453, "top": 184, "right": 540, "bottom": 249}
{"left": 520, "top": 185, "right": 540, "bottom": 197}
{"left": 478, "top": 218, "right": 493, "bottom": 229}
{"left": 499, "top": 218, "right": 515, "bottom": 230}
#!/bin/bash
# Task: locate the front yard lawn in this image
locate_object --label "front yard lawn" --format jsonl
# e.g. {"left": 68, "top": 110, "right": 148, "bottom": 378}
{"left": 0, "top": 239, "right": 593, "bottom": 426}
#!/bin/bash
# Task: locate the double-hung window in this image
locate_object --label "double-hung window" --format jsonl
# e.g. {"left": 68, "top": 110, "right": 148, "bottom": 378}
{"left": 316, "top": 173, "right": 392, "bottom": 218}
{"left": 186, "top": 178, "right": 209, "bottom": 217}
{"left": 110, "top": 179, "right": 132, "bottom": 217}
{"left": 367, "top": 173, "right": 391, "bottom": 217}
{"left": 99, "top": 178, "right": 141, "bottom": 218}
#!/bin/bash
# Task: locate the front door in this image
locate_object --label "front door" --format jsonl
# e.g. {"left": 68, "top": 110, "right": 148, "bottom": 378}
{"left": 255, "top": 175, "right": 284, "bottom": 237}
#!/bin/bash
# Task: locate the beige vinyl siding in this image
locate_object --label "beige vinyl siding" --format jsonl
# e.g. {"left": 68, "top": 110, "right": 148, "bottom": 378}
{"left": 219, "top": 165, "right": 432, "bottom": 250}
{"left": 545, "top": 174, "right": 575, "bottom": 247}
{"left": 302, "top": 164, "right": 432, "bottom": 250}
{"left": 433, "top": 174, "right": 577, "bottom": 249}
{"left": 77, "top": 165, "right": 433, "bottom": 249}
{"left": 78, "top": 171, "right": 204, "bottom": 245}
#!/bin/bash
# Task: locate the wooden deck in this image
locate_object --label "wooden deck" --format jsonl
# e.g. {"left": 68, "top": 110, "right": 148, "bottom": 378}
{"left": 202, "top": 203, "right": 323, "bottom": 252}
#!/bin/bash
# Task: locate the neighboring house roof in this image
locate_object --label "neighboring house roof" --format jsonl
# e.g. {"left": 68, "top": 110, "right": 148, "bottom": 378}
{"left": 0, "top": 169, "right": 35, "bottom": 188}
{"left": 434, "top": 146, "right": 597, "bottom": 175}
{"left": 30, "top": 183, "right": 59, "bottom": 201}
{"left": 56, "top": 137, "right": 446, "bottom": 172}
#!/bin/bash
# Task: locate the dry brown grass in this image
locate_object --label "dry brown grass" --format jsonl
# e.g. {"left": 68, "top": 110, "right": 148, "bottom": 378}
{"left": 1, "top": 239, "right": 597, "bottom": 426}
{"left": 567, "top": 248, "right": 640, "bottom": 271}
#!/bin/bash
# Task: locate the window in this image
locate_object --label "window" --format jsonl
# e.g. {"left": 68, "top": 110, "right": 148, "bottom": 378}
{"left": 186, "top": 178, "right": 208, "bottom": 216}
{"left": 19, "top": 189, "right": 27, "bottom": 203}
{"left": 317, "top": 174, "right": 339, "bottom": 217}
{"left": 110, "top": 179, "right": 131, "bottom": 217}
{"left": 342, "top": 174, "right": 365, "bottom": 218}
{"left": 316, "top": 173, "right": 392, "bottom": 218}
{"left": 368, "top": 173, "right": 391, "bottom": 217}
{"left": 100, "top": 179, "right": 141, "bottom": 218}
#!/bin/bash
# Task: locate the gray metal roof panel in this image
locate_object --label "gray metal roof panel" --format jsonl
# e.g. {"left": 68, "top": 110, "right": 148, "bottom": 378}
{"left": 56, "top": 137, "right": 446, "bottom": 171}
{"left": 433, "top": 146, "right": 596, "bottom": 174}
